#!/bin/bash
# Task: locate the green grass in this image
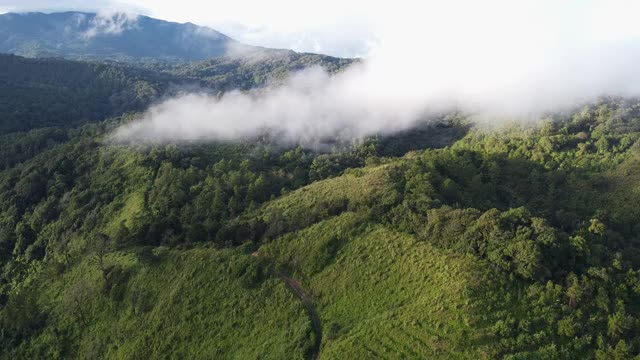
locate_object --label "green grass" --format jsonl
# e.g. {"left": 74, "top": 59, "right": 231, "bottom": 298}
{"left": 259, "top": 213, "right": 495, "bottom": 359}
{"left": 106, "top": 190, "right": 146, "bottom": 233}
{"left": 262, "top": 164, "right": 392, "bottom": 216}
{"left": 11, "top": 247, "right": 314, "bottom": 359}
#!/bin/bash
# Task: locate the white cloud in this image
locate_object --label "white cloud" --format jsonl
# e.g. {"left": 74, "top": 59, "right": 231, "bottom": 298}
{"left": 84, "top": 10, "right": 139, "bottom": 38}
{"left": 0, "top": 0, "right": 375, "bottom": 57}
{"left": 112, "top": 66, "right": 424, "bottom": 145}
{"left": 5, "top": 0, "right": 640, "bottom": 144}
{"left": 112, "top": 0, "right": 640, "bottom": 144}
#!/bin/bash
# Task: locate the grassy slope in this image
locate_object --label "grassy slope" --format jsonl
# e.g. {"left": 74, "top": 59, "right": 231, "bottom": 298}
{"left": 10, "top": 248, "right": 312, "bottom": 359}
{"left": 19, "top": 137, "right": 638, "bottom": 359}
{"left": 261, "top": 165, "right": 392, "bottom": 216}
{"left": 259, "top": 213, "right": 494, "bottom": 359}
{"left": 11, "top": 160, "right": 501, "bottom": 359}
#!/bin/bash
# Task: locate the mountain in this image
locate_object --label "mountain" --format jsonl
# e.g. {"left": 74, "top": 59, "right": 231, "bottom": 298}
{"left": 0, "top": 12, "right": 354, "bottom": 134}
{"left": 0, "top": 11, "right": 241, "bottom": 62}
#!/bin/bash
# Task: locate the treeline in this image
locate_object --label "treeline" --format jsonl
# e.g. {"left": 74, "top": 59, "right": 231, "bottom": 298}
{"left": 164, "top": 49, "right": 354, "bottom": 91}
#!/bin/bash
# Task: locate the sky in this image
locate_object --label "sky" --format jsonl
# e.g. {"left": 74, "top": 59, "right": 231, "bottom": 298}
{"left": 1, "top": 0, "right": 640, "bottom": 58}
{"left": 0, "top": 0, "right": 378, "bottom": 57}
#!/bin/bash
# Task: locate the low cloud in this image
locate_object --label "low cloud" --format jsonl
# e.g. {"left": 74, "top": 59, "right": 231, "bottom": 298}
{"left": 112, "top": 0, "right": 640, "bottom": 145}
{"left": 84, "top": 10, "right": 139, "bottom": 37}
{"left": 111, "top": 66, "right": 423, "bottom": 145}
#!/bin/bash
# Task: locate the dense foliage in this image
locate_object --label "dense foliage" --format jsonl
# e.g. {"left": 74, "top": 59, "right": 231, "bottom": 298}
{"left": 1, "top": 48, "right": 640, "bottom": 358}
{"left": 164, "top": 49, "right": 354, "bottom": 91}
{"left": 0, "top": 54, "right": 169, "bottom": 133}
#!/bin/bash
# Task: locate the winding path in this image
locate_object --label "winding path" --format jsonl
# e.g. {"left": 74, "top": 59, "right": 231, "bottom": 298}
{"left": 276, "top": 272, "right": 323, "bottom": 360}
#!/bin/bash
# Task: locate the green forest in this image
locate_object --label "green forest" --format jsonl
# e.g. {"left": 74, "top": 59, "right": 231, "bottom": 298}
{"left": 1, "top": 52, "right": 640, "bottom": 359}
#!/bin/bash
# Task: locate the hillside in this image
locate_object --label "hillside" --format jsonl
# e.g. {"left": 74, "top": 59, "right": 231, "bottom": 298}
{"left": 0, "top": 54, "right": 172, "bottom": 134}
{"left": 0, "top": 52, "right": 352, "bottom": 134}
{"left": 1, "top": 96, "right": 640, "bottom": 358}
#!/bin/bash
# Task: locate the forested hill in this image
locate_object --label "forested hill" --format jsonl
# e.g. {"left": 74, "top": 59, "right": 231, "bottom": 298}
{"left": 0, "top": 52, "right": 352, "bottom": 134}
{"left": 0, "top": 11, "right": 237, "bottom": 62}
{"left": 0, "top": 54, "right": 173, "bottom": 134}
{"left": 2, "top": 95, "right": 640, "bottom": 358}
{"left": 2, "top": 14, "right": 640, "bottom": 357}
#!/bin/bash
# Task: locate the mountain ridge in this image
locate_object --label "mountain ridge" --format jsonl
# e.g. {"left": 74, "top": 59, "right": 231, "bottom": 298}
{"left": 0, "top": 11, "right": 244, "bottom": 62}
{"left": 0, "top": 51, "right": 353, "bottom": 134}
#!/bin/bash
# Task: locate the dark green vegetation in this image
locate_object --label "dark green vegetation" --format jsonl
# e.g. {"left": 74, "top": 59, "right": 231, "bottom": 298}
{"left": 1, "top": 46, "right": 640, "bottom": 358}
{"left": 0, "top": 12, "right": 236, "bottom": 62}
{"left": 0, "top": 52, "right": 351, "bottom": 134}
{"left": 0, "top": 54, "right": 170, "bottom": 134}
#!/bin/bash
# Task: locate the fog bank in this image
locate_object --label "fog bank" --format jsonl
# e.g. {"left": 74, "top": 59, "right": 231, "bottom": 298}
{"left": 112, "top": 0, "right": 640, "bottom": 144}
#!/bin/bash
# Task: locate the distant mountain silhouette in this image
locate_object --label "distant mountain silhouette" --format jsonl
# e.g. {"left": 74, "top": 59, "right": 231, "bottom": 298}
{"left": 0, "top": 11, "right": 244, "bottom": 62}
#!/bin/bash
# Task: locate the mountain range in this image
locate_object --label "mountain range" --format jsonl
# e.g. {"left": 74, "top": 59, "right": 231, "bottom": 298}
{"left": 0, "top": 11, "right": 243, "bottom": 62}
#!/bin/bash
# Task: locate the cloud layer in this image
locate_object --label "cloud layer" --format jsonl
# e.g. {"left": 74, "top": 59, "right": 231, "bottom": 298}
{"left": 112, "top": 67, "right": 429, "bottom": 145}
{"left": 105, "top": 0, "right": 640, "bottom": 144}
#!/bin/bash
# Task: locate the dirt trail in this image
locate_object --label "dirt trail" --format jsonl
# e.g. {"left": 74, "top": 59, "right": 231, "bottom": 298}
{"left": 276, "top": 272, "right": 322, "bottom": 360}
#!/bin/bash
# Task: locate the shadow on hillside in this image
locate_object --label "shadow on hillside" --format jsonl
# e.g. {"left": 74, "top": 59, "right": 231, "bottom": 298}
{"left": 375, "top": 120, "right": 472, "bottom": 157}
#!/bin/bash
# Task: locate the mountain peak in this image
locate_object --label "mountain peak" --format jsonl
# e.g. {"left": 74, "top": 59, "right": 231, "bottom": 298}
{"left": 0, "top": 11, "right": 238, "bottom": 62}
